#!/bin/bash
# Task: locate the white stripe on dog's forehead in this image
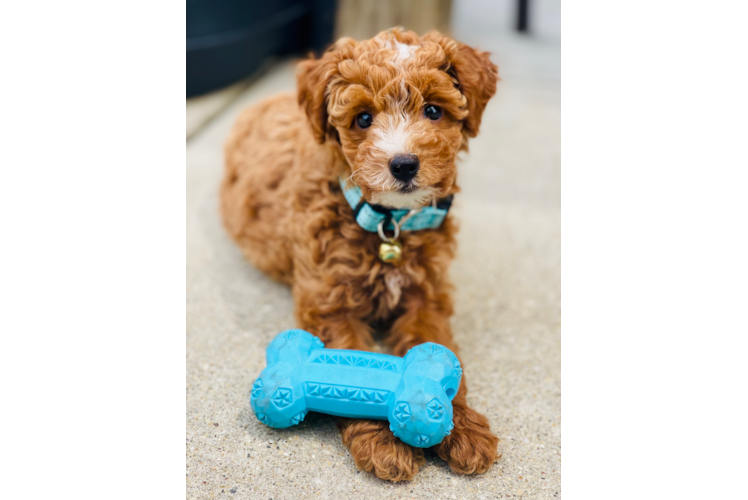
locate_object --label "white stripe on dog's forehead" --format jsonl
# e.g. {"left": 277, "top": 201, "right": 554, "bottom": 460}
{"left": 383, "top": 38, "right": 419, "bottom": 63}
{"left": 392, "top": 41, "right": 418, "bottom": 63}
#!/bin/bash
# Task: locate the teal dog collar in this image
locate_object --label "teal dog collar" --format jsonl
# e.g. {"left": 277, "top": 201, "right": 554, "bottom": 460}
{"left": 339, "top": 177, "right": 453, "bottom": 233}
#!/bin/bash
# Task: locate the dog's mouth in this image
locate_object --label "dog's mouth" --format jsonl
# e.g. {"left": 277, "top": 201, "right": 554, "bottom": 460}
{"left": 370, "top": 184, "right": 436, "bottom": 209}
{"left": 399, "top": 182, "right": 418, "bottom": 194}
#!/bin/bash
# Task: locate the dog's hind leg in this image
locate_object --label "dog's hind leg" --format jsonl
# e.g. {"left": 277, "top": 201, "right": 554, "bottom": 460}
{"left": 220, "top": 96, "right": 299, "bottom": 283}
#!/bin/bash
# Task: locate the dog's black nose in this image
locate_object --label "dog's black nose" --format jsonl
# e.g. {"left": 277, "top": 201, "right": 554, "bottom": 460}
{"left": 389, "top": 154, "right": 420, "bottom": 182}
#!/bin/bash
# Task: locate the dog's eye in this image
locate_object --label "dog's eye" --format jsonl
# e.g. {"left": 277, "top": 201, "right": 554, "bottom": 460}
{"left": 424, "top": 105, "right": 442, "bottom": 121}
{"left": 356, "top": 112, "right": 373, "bottom": 129}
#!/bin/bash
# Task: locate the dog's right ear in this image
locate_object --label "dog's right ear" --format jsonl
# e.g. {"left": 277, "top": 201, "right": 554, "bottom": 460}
{"left": 297, "top": 39, "right": 356, "bottom": 144}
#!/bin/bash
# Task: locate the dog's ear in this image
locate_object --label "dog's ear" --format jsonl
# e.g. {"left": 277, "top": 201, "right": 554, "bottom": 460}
{"left": 297, "top": 39, "right": 356, "bottom": 144}
{"left": 424, "top": 31, "right": 499, "bottom": 138}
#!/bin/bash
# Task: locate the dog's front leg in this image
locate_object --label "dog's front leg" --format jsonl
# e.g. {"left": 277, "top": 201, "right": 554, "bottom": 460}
{"left": 387, "top": 287, "right": 500, "bottom": 475}
{"left": 336, "top": 417, "right": 425, "bottom": 482}
{"left": 292, "top": 285, "right": 426, "bottom": 482}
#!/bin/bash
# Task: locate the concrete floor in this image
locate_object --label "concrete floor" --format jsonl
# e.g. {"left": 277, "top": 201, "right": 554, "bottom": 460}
{"left": 187, "top": 31, "right": 560, "bottom": 499}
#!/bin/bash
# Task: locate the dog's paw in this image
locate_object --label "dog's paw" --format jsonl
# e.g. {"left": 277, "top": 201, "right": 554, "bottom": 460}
{"left": 339, "top": 418, "right": 425, "bottom": 482}
{"left": 435, "top": 405, "right": 499, "bottom": 475}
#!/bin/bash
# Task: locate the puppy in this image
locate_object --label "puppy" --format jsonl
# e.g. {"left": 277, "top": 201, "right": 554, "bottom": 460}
{"left": 221, "top": 28, "right": 499, "bottom": 482}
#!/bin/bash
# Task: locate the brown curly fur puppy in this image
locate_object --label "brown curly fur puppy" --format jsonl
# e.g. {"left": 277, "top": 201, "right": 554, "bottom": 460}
{"left": 221, "top": 28, "right": 499, "bottom": 482}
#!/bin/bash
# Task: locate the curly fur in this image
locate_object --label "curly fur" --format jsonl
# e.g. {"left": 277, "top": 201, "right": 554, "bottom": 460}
{"left": 221, "top": 28, "right": 499, "bottom": 482}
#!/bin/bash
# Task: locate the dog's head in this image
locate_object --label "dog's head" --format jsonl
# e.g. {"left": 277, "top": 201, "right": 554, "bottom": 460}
{"left": 297, "top": 29, "right": 498, "bottom": 209}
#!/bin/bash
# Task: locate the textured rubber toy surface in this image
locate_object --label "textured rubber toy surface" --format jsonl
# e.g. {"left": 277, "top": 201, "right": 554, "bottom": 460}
{"left": 250, "top": 330, "right": 462, "bottom": 448}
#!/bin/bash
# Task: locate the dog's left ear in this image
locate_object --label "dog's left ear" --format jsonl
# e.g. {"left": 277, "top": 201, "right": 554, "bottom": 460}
{"left": 424, "top": 32, "right": 499, "bottom": 138}
{"left": 297, "top": 39, "right": 356, "bottom": 144}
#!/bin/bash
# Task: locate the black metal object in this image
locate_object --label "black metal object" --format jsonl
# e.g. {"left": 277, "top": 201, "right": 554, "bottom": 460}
{"left": 516, "top": 0, "right": 529, "bottom": 32}
{"left": 187, "top": 0, "right": 337, "bottom": 97}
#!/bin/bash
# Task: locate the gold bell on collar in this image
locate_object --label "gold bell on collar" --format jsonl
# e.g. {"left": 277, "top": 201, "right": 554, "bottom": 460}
{"left": 379, "top": 239, "right": 403, "bottom": 264}
{"left": 377, "top": 217, "right": 404, "bottom": 265}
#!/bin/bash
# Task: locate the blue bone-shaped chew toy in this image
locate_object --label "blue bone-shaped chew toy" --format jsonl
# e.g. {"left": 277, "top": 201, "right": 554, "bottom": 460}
{"left": 250, "top": 330, "right": 462, "bottom": 448}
